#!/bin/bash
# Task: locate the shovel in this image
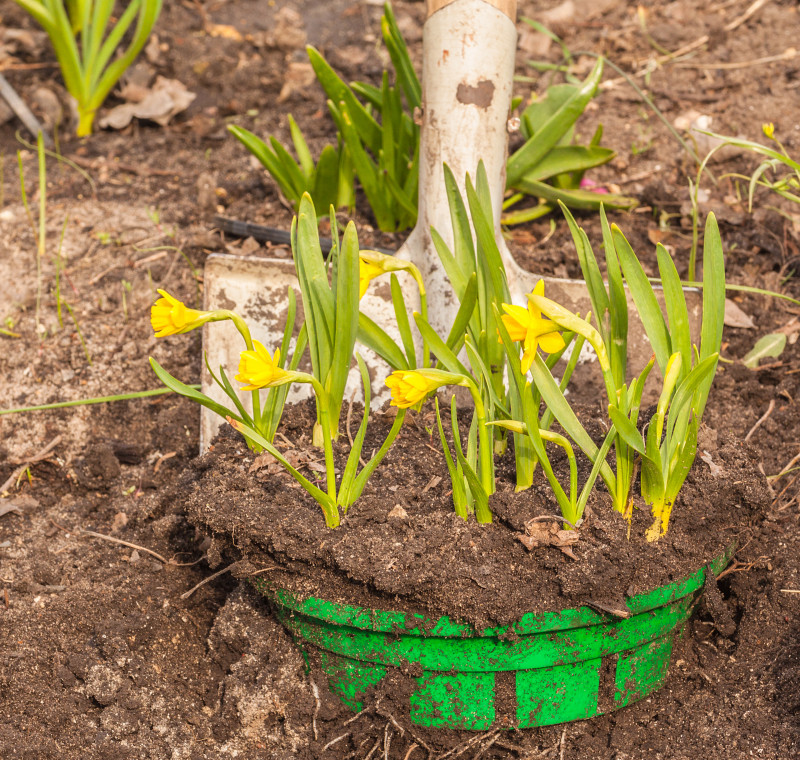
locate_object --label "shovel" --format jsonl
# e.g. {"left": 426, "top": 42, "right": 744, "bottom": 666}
{"left": 201, "top": 0, "right": 699, "bottom": 447}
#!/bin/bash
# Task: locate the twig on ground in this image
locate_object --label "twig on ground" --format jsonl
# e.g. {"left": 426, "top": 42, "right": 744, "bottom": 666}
{"left": 402, "top": 743, "right": 420, "bottom": 760}
{"left": 311, "top": 680, "right": 321, "bottom": 741}
{"left": 559, "top": 726, "right": 567, "bottom": 760}
{"left": 673, "top": 48, "right": 796, "bottom": 70}
{"left": 474, "top": 732, "right": 501, "bottom": 759}
{"left": 343, "top": 707, "right": 370, "bottom": 726}
{"left": 321, "top": 733, "right": 350, "bottom": 751}
{"left": 770, "top": 450, "right": 800, "bottom": 482}
{"left": 745, "top": 399, "right": 776, "bottom": 442}
{"left": 603, "top": 0, "right": 773, "bottom": 89}
{"left": 0, "top": 73, "right": 51, "bottom": 145}
{"left": 375, "top": 708, "right": 405, "bottom": 737}
{"left": 439, "top": 729, "right": 501, "bottom": 760}
{"left": 716, "top": 556, "right": 770, "bottom": 580}
{"left": 364, "top": 738, "right": 382, "bottom": 760}
{"left": 780, "top": 588, "right": 800, "bottom": 593}
{"left": 0, "top": 435, "right": 62, "bottom": 494}
{"left": 81, "top": 529, "right": 169, "bottom": 564}
{"left": 180, "top": 563, "right": 236, "bottom": 599}
{"left": 383, "top": 721, "right": 392, "bottom": 760}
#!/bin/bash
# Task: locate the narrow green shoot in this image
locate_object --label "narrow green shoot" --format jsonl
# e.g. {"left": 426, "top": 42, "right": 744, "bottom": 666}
{"left": 13, "top": 0, "right": 163, "bottom": 135}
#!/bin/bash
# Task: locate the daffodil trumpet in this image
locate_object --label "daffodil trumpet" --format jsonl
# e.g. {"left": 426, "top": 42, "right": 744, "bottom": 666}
{"left": 494, "top": 286, "right": 584, "bottom": 495}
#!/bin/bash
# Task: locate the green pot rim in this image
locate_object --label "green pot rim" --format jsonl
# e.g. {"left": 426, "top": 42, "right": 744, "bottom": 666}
{"left": 252, "top": 541, "right": 735, "bottom": 639}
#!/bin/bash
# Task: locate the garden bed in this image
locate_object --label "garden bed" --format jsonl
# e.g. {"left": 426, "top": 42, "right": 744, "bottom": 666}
{"left": 0, "top": 1, "right": 799, "bottom": 758}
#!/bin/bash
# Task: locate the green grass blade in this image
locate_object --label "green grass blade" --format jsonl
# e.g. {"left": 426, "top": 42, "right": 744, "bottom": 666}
{"left": 445, "top": 273, "right": 478, "bottom": 352}
{"left": 613, "top": 224, "right": 672, "bottom": 376}
{"left": 338, "top": 355, "right": 371, "bottom": 508}
{"left": 600, "top": 205, "right": 628, "bottom": 386}
{"left": 656, "top": 243, "right": 691, "bottom": 379}
{"left": 150, "top": 357, "right": 241, "bottom": 423}
{"left": 390, "top": 274, "right": 416, "bottom": 369}
{"left": 559, "top": 201, "right": 609, "bottom": 339}
{"left": 696, "top": 212, "right": 725, "bottom": 415}
{"left": 530, "top": 354, "right": 617, "bottom": 493}
{"left": 288, "top": 114, "right": 314, "bottom": 178}
{"left": 436, "top": 398, "right": 468, "bottom": 519}
{"left": 414, "top": 313, "right": 470, "bottom": 376}
{"left": 357, "top": 313, "right": 408, "bottom": 370}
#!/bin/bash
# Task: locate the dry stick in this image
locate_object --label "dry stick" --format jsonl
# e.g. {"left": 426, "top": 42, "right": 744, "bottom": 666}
{"left": 311, "top": 680, "right": 321, "bottom": 742}
{"left": 474, "top": 733, "right": 501, "bottom": 759}
{"left": 439, "top": 730, "right": 501, "bottom": 760}
{"left": 343, "top": 707, "right": 370, "bottom": 726}
{"left": 559, "top": 726, "right": 568, "bottom": 760}
{"left": 180, "top": 563, "right": 235, "bottom": 599}
{"left": 0, "top": 73, "right": 51, "bottom": 145}
{"left": 673, "top": 48, "right": 796, "bottom": 70}
{"left": 383, "top": 722, "right": 392, "bottom": 760}
{"left": 780, "top": 589, "right": 800, "bottom": 593}
{"left": 81, "top": 530, "right": 169, "bottom": 565}
{"left": 770, "top": 450, "right": 800, "bottom": 481}
{"left": 604, "top": 0, "right": 772, "bottom": 88}
{"left": 0, "top": 435, "right": 63, "bottom": 494}
{"left": 402, "top": 743, "right": 421, "bottom": 760}
{"left": 364, "top": 738, "right": 381, "bottom": 760}
{"left": 321, "top": 733, "right": 349, "bottom": 752}
{"left": 745, "top": 399, "right": 776, "bottom": 442}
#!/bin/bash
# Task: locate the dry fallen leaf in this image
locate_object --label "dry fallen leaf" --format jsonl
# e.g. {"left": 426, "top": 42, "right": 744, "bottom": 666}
{"left": 278, "top": 62, "right": 316, "bottom": 102}
{"left": 99, "top": 76, "right": 196, "bottom": 130}
{"left": 208, "top": 24, "right": 243, "bottom": 41}
{"left": 699, "top": 450, "right": 724, "bottom": 476}
{"left": 517, "top": 517, "right": 580, "bottom": 559}
{"left": 724, "top": 299, "right": 756, "bottom": 329}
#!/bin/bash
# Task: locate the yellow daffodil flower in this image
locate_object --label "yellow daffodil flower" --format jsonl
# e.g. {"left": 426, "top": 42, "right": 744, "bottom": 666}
{"left": 358, "top": 250, "right": 426, "bottom": 300}
{"left": 359, "top": 257, "right": 386, "bottom": 299}
{"left": 762, "top": 122, "right": 775, "bottom": 140}
{"left": 151, "top": 290, "right": 209, "bottom": 337}
{"left": 385, "top": 369, "right": 465, "bottom": 409}
{"left": 236, "top": 341, "right": 294, "bottom": 391}
{"left": 500, "top": 281, "right": 565, "bottom": 373}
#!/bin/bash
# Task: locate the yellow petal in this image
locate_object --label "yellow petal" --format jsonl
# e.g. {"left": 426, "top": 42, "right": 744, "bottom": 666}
{"left": 520, "top": 348, "right": 535, "bottom": 374}
{"left": 538, "top": 331, "right": 566, "bottom": 354}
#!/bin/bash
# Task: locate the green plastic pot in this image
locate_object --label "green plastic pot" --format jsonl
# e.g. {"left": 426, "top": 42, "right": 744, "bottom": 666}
{"left": 251, "top": 545, "right": 733, "bottom": 730}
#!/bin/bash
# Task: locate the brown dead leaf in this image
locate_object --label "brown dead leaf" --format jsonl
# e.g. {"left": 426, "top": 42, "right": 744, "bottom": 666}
{"left": 699, "top": 450, "right": 724, "bottom": 477}
{"left": 278, "top": 62, "right": 315, "bottom": 102}
{"left": 99, "top": 76, "right": 196, "bottom": 130}
{"left": 724, "top": 299, "right": 756, "bottom": 329}
{"left": 208, "top": 24, "right": 243, "bottom": 41}
{"left": 516, "top": 517, "right": 580, "bottom": 553}
{"left": 647, "top": 228, "right": 673, "bottom": 246}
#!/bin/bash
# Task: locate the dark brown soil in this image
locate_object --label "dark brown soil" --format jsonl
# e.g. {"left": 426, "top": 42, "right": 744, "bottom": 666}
{"left": 1, "top": 0, "right": 799, "bottom": 758}
{"left": 185, "top": 400, "right": 766, "bottom": 632}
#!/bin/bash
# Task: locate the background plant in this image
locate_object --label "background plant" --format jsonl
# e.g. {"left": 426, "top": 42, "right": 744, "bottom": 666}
{"left": 306, "top": 1, "right": 420, "bottom": 232}
{"left": 228, "top": 116, "right": 355, "bottom": 218}
{"left": 690, "top": 123, "right": 800, "bottom": 280}
{"left": 232, "top": 4, "right": 634, "bottom": 232}
{"left": 504, "top": 54, "right": 636, "bottom": 224}
{"left": 13, "top": 0, "right": 163, "bottom": 136}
